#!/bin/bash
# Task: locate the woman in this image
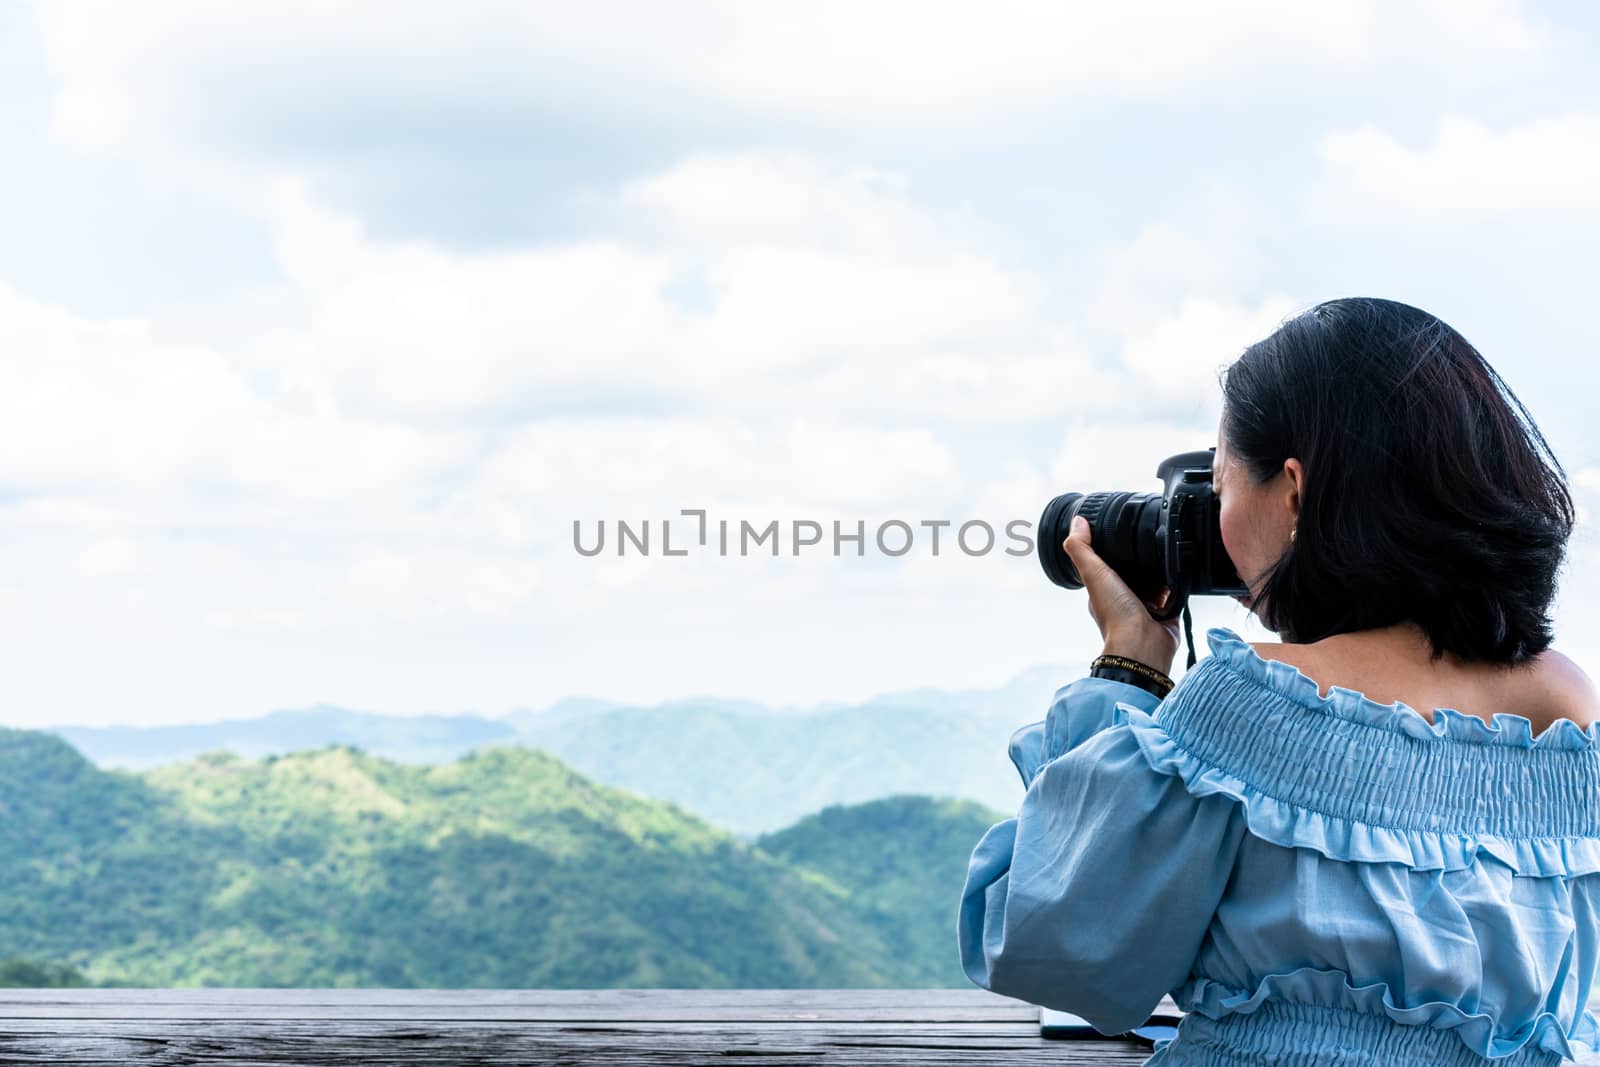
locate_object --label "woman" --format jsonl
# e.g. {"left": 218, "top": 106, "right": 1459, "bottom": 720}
{"left": 959, "top": 297, "right": 1600, "bottom": 1065}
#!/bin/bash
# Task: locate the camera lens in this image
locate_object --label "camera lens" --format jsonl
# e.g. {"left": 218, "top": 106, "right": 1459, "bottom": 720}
{"left": 1036, "top": 489, "right": 1164, "bottom": 594}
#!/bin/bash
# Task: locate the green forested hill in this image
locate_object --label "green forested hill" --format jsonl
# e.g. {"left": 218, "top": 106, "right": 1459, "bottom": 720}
{"left": 0, "top": 728, "right": 1005, "bottom": 988}
{"left": 755, "top": 796, "right": 1008, "bottom": 987}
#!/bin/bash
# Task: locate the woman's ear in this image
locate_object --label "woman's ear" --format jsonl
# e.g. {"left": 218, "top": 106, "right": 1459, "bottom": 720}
{"left": 1283, "top": 457, "right": 1304, "bottom": 522}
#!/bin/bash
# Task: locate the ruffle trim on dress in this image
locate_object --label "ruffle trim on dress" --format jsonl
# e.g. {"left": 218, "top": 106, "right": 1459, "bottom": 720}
{"left": 1174, "top": 966, "right": 1600, "bottom": 1062}
{"left": 1204, "top": 626, "right": 1600, "bottom": 753}
{"left": 1115, "top": 701, "right": 1600, "bottom": 876}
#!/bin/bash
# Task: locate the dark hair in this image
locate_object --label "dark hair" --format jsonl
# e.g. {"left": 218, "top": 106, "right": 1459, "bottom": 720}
{"left": 1219, "top": 297, "right": 1574, "bottom": 665}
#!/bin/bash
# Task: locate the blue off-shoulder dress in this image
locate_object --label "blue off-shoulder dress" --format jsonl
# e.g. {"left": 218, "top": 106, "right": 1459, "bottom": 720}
{"left": 959, "top": 626, "right": 1600, "bottom": 1065}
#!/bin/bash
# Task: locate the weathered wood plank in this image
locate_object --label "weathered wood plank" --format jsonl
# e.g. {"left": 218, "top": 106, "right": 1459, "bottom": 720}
{"left": 0, "top": 988, "right": 1062, "bottom": 1021}
{"left": 0, "top": 1020, "right": 1153, "bottom": 1066}
{"left": 0, "top": 990, "right": 1158, "bottom": 1065}
{"left": 6, "top": 987, "right": 1597, "bottom": 1065}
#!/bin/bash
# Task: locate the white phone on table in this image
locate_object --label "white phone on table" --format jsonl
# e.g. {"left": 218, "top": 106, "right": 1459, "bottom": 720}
{"left": 1039, "top": 1006, "right": 1100, "bottom": 1039}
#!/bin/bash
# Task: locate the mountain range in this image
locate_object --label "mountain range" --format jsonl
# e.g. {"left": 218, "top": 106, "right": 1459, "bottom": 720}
{"left": 0, "top": 726, "right": 1006, "bottom": 988}
{"left": 46, "top": 666, "right": 1068, "bottom": 835}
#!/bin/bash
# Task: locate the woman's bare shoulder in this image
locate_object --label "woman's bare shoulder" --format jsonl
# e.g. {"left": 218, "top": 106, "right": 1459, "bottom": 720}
{"left": 1246, "top": 636, "right": 1600, "bottom": 728}
{"left": 1245, "top": 641, "right": 1326, "bottom": 691}
{"left": 1246, "top": 640, "right": 1296, "bottom": 663}
{"left": 1527, "top": 648, "right": 1600, "bottom": 724}
{"left": 1246, "top": 640, "right": 1317, "bottom": 672}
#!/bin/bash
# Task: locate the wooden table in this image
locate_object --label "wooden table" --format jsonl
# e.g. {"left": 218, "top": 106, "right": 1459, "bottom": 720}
{"left": 0, "top": 988, "right": 1155, "bottom": 1065}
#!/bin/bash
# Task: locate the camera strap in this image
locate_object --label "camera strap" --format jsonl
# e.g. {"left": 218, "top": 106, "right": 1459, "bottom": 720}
{"left": 1182, "top": 602, "right": 1198, "bottom": 671}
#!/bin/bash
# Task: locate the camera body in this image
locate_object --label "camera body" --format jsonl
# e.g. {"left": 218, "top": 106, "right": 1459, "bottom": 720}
{"left": 1037, "top": 449, "right": 1247, "bottom": 621}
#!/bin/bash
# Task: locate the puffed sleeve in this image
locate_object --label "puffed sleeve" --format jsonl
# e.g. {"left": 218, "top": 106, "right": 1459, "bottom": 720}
{"left": 958, "top": 676, "right": 1247, "bottom": 1035}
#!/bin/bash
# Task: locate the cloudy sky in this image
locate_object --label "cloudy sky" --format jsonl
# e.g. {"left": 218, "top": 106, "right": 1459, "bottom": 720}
{"left": 1, "top": 1, "right": 1598, "bottom": 728}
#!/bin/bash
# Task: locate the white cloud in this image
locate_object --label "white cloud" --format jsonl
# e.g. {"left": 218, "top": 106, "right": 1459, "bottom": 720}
{"left": 261, "top": 180, "right": 689, "bottom": 412}
{"left": 1315, "top": 114, "right": 1600, "bottom": 223}
{"left": 73, "top": 537, "right": 140, "bottom": 578}
{"left": 690, "top": 246, "right": 1035, "bottom": 372}
{"left": 0, "top": 281, "right": 473, "bottom": 515}
{"left": 1081, "top": 222, "right": 1299, "bottom": 418}
{"left": 336, "top": 544, "right": 544, "bottom": 620}
{"left": 450, "top": 415, "right": 964, "bottom": 546}
{"left": 1575, "top": 469, "right": 1600, "bottom": 533}
{"left": 616, "top": 154, "right": 935, "bottom": 252}
{"left": 791, "top": 340, "right": 1118, "bottom": 424}
{"left": 1049, "top": 419, "right": 1218, "bottom": 493}
{"left": 38, "top": 0, "right": 1546, "bottom": 159}
{"left": 238, "top": 157, "right": 1071, "bottom": 423}
{"left": 1117, "top": 296, "right": 1300, "bottom": 402}
{"left": 1087, "top": 223, "right": 1265, "bottom": 332}
{"left": 0, "top": 282, "right": 252, "bottom": 490}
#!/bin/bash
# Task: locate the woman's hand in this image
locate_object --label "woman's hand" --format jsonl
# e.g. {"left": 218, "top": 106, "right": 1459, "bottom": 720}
{"left": 1061, "top": 515, "right": 1181, "bottom": 675}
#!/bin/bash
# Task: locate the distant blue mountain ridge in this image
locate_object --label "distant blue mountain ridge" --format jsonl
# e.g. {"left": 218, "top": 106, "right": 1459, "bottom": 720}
{"left": 45, "top": 664, "right": 1073, "bottom": 836}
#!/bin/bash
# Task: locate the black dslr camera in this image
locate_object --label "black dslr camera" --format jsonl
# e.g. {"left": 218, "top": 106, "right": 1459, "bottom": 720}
{"left": 1037, "top": 448, "right": 1247, "bottom": 622}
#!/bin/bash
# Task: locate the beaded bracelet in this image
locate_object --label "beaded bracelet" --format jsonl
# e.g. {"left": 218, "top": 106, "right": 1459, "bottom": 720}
{"left": 1089, "top": 653, "right": 1175, "bottom": 699}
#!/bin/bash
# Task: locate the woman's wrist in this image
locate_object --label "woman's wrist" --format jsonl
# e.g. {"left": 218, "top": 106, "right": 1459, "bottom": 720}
{"left": 1090, "top": 655, "right": 1174, "bottom": 699}
{"left": 1101, "top": 632, "right": 1176, "bottom": 677}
